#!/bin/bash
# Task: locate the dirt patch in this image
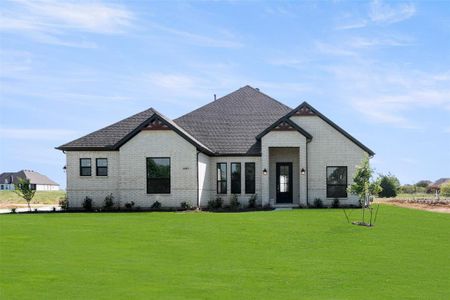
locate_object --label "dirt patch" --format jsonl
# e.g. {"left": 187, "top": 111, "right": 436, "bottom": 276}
{"left": 376, "top": 199, "right": 450, "bottom": 214}
{"left": 0, "top": 203, "right": 58, "bottom": 209}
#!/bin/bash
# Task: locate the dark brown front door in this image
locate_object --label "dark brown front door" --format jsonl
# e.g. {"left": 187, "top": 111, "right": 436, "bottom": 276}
{"left": 276, "top": 162, "right": 293, "bottom": 203}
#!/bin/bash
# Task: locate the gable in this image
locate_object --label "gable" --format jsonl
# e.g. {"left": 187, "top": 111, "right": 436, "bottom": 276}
{"left": 142, "top": 118, "right": 171, "bottom": 130}
{"left": 256, "top": 118, "right": 312, "bottom": 141}
{"left": 115, "top": 113, "right": 213, "bottom": 154}
{"left": 287, "top": 102, "right": 375, "bottom": 156}
{"left": 56, "top": 86, "right": 374, "bottom": 157}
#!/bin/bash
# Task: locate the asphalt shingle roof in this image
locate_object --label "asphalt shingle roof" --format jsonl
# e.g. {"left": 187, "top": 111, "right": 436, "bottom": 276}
{"left": 56, "top": 85, "right": 374, "bottom": 156}
{"left": 0, "top": 170, "right": 59, "bottom": 185}
{"left": 174, "top": 85, "right": 292, "bottom": 154}
{"left": 57, "top": 108, "right": 156, "bottom": 150}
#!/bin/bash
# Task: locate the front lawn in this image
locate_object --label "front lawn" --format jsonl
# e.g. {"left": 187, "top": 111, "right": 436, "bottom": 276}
{"left": 1, "top": 206, "right": 449, "bottom": 299}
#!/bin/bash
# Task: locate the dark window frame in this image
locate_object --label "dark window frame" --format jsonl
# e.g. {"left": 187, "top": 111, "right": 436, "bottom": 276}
{"left": 217, "top": 163, "right": 227, "bottom": 194}
{"left": 96, "top": 158, "right": 108, "bottom": 176}
{"left": 245, "top": 162, "right": 256, "bottom": 194}
{"left": 326, "top": 166, "right": 348, "bottom": 198}
{"left": 231, "top": 162, "right": 241, "bottom": 194}
{"left": 80, "top": 158, "right": 92, "bottom": 176}
{"left": 146, "top": 157, "right": 171, "bottom": 194}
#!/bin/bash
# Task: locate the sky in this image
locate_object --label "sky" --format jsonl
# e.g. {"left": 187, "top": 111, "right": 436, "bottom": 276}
{"left": 0, "top": 0, "right": 449, "bottom": 189}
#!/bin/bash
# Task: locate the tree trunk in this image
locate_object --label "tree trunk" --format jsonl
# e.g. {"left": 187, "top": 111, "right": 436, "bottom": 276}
{"left": 27, "top": 201, "right": 31, "bottom": 212}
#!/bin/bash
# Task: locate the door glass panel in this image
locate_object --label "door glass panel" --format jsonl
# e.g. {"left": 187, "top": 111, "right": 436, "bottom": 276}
{"left": 279, "top": 165, "right": 289, "bottom": 193}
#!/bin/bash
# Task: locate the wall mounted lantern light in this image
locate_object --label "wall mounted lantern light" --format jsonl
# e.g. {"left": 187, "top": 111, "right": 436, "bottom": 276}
{"left": 301, "top": 168, "right": 306, "bottom": 175}
{"left": 263, "top": 168, "right": 268, "bottom": 175}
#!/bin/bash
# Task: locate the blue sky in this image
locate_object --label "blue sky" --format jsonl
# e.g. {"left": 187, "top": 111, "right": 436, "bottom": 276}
{"left": 0, "top": 0, "right": 449, "bottom": 189}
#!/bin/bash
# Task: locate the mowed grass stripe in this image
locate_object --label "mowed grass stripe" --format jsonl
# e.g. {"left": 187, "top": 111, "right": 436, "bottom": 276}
{"left": 1, "top": 206, "right": 449, "bottom": 299}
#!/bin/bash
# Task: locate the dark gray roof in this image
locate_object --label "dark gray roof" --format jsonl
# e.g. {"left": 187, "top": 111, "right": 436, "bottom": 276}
{"left": 56, "top": 85, "right": 374, "bottom": 156}
{"left": 0, "top": 170, "right": 59, "bottom": 186}
{"left": 174, "top": 85, "right": 292, "bottom": 155}
{"left": 57, "top": 108, "right": 156, "bottom": 150}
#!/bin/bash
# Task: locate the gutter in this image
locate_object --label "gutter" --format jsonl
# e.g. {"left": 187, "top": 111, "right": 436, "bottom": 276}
{"left": 306, "top": 140, "right": 310, "bottom": 207}
{"left": 196, "top": 151, "right": 200, "bottom": 209}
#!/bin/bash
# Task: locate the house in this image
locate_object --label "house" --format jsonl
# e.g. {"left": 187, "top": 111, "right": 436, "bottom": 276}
{"left": 428, "top": 178, "right": 450, "bottom": 193}
{"left": 56, "top": 86, "right": 374, "bottom": 208}
{"left": 0, "top": 170, "right": 60, "bottom": 191}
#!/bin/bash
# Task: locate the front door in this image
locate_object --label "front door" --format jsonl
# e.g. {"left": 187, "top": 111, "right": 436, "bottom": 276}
{"left": 276, "top": 162, "right": 293, "bottom": 203}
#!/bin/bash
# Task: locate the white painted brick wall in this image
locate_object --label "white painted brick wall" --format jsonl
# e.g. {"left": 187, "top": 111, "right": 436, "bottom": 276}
{"left": 65, "top": 114, "right": 370, "bottom": 209}
{"left": 119, "top": 130, "right": 198, "bottom": 208}
{"left": 261, "top": 131, "right": 307, "bottom": 206}
{"left": 207, "top": 156, "right": 262, "bottom": 207}
{"left": 290, "top": 115, "right": 369, "bottom": 206}
{"left": 66, "top": 151, "right": 120, "bottom": 208}
{"left": 198, "top": 152, "right": 210, "bottom": 207}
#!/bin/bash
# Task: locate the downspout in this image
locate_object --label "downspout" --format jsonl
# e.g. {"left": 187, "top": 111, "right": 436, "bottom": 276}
{"left": 306, "top": 141, "right": 309, "bottom": 207}
{"left": 196, "top": 151, "right": 200, "bottom": 209}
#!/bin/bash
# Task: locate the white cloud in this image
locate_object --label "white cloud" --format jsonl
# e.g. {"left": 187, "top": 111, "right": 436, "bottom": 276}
{"left": 0, "top": 128, "right": 79, "bottom": 141}
{"left": 0, "top": 0, "right": 133, "bottom": 47}
{"left": 325, "top": 63, "right": 450, "bottom": 127}
{"left": 149, "top": 24, "right": 243, "bottom": 49}
{"left": 369, "top": 0, "right": 416, "bottom": 24}
{"left": 335, "top": 20, "right": 368, "bottom": 30}
{"left": 335, "top": 1, "right": 416, "bottom": 30}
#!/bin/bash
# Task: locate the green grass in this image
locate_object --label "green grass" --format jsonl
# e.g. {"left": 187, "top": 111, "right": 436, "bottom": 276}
{"left": 0, "top": 191, "right": 65, "bottom": 205}
{"left": 1, "top": 206, "right": 449, "bottom": 299}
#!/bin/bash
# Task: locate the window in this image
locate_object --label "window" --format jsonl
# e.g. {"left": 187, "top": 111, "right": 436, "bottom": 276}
{"left": 80, "top": 158, "right": 91, "bottom": 176}
{"left": 245, "top": 163, "right": 255, "bottom": 194}
{"left": 231, "top": 163, "right": 241, "bottom": 194}
{"left": 147, "top": 158, "right": 170, "bottom": 194}
{"left": 326, "top": 166, "right": 348, "bottom": 198}
{"left": 217, "top": 163, "right": 227, "bottom": 194}
{"left": 96, "top": 158, "right": 108, "bottom": 176}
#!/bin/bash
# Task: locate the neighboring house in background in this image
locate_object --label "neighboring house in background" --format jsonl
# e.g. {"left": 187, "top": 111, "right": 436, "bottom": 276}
{"left": 0, "top": 170, "right": 60, "bottom": 191}
{"left": 428, "top": 178, "right": 450, "bottom": 193}
{"left": 57, "top": 85, "right": 374, "bottom": 209}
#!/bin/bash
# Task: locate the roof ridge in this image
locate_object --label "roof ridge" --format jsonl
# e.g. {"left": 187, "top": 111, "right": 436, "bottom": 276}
{"left": 246, "top": 85, "right": 293, "bottom": 111}
{"left": 175, "top": 85, "right": 291, "bottom": 121}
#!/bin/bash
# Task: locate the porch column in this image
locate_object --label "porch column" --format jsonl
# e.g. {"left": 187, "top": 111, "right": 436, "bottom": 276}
{"left": 299, "top": 145, "right": 307, "bottom": 206}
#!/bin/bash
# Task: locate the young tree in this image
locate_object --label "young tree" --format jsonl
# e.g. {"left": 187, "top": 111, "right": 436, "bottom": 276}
{"left": 13, "top": 178, "right": 36, "bottom": 212}
{"left": 348, "top": 155, "right": 382, "bottom": 205}
{"left": 378, "top": 174, "right": 401, "bottom": 198}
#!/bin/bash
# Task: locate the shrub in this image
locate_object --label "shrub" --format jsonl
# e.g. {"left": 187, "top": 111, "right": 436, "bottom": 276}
{"left": 229, "top": 194, "right": 240, "bottom": 210}
{"left": 124, "top": 201, "right": 135, "bottom": 210}
{"left": 180, "top": 201, "right": 192, "bottom": 210}
{"left": 151, "top": 201, "right": 162, "bottom": 210}
{"left": 103, "top": 194, "right": 114, "bottom": 210}
{"left": 379, "top": 174, "right": 400, "bottom": 198}
{"left": 207, "top": 197, "right": 223, "bottom": 210}
{"left": 313, "top": 198, "right": 323, "bottom": 208}
{"left": 82, "top": 196, "right": 93, "bottom": 211}
{"left": 400, "top": 184, "right": 415, "bottom": 194}
{"left": 441, "top": 182, "right": 450, "bottom": 197}
{"left": 248, "top": 194, "right": 257, "bottom": 209}
{"left": 59, "top": 196, "right": 68, "bottom": 210}
{"left": 332, "top": 198, "right": 340, "bottom": 208}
